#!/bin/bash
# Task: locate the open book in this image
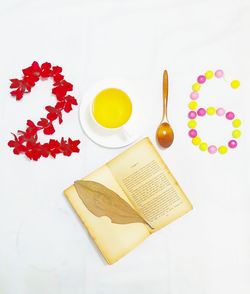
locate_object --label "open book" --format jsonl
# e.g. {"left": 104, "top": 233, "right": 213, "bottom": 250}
{"left": 64, "top": 138, "right": 192, "bottom": 264}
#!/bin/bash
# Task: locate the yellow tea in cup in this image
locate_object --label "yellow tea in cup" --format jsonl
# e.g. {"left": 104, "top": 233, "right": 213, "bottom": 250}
{"left": 92, "top": 88, "right": 132, "bottom": 128}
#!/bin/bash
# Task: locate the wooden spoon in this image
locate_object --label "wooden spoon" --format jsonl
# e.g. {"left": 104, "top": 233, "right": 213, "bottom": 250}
{"left": 156, "top": 70, "right": 174, "bottom": 148}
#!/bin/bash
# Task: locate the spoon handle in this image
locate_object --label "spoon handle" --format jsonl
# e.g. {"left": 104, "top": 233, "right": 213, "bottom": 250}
{"left": 162, "top": 69, "right": 169, "bottom": 121}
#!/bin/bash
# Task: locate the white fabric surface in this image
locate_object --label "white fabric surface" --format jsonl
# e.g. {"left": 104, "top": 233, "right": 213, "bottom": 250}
{"left": 0, "top": 1, "right": 250, "bottom": 293}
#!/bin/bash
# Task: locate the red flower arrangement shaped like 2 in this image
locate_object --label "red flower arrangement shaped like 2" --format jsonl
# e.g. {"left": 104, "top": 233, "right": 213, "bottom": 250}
{"left": 8, "top": 61, "right": 81, "bottom": 161}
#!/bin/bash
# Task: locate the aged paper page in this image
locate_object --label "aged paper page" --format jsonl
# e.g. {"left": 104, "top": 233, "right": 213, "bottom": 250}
{"left": 108, "top": 138, "right": 193, "bottom": 230}
{"left": 64, "top": 165, "right": 150, "bottom": 264}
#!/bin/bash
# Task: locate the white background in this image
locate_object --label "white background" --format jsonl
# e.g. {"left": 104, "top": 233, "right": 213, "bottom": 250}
{"left": 0, "top": 1, "right": 250, "bottom": 293}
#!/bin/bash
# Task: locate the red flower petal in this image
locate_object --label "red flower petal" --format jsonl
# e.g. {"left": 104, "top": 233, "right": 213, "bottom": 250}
{"left": 8, "top": 134, "right": 27, "bottom": 154}
{"left": 43, "top": 123, "right": 55, "bottom": 135}
{"left": 52, "top": 85, "right": 67, "bottom": 98}
{"left": 10, "top": 79, "right": 23, "bottom": 89}
{"left": 68, "top": 138, "right": 81, "bottom": 152}
{"left": 22, "top": 76, "right": 37, "bottom": 91}
{"left": 53, "top": 74, "right": 64, "bottom": 83}
{"left": 49, "top": 139, "right": 60, "bottom": 149}
{"left": 45, "top": 106, "right": 63, "bottom": 124}
{"left": 54, "top": 80, "right": 73, "bottom": 91}
{"left": 48, "top": 139, "right": 61, "bottom": 158}
{"left": 52, "top": 66, "right": 62, "bottom": 75}
{"left": 37, "top": 118, "right": 55, "bottom": 135}
{"left": 40, "top": 143, "right": 50, "bottom": 158}
{"left": 65, "top": 95, "right": 78, "bottom": 105}
{"left": 47, "top": 112, "right": 57, "bottom": 121}
{"left": 64, "top": 102, "right": 72, "bottom": 113}
{"left": 25, "top": 146, "right": 42, "bottom": 161}
{"left": 23, "top": 61, "right": 41, "bottom": 78}
{"left": 41, "top": 62, "right": 52, "bottom": 78}
{"left": 55, "top": 101, "right": 65, "bottom": 109}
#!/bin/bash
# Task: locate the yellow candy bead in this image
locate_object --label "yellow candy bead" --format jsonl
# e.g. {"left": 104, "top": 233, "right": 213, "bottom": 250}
{"left": 188, "top": 101, "right": 198, "bottom": 110}
{"left": 232, "top": 119, "right": 241, "bottom": 128}
{"left": 188, "top": 120, "right": 197, "bottom": 128}
{"left": 232, "top": 129, "right": 241, "bottom": 138}
{"left": 205, "top": 70, "right": 214, "bottom": 79}
{"left": 218, "top": 146, "right": 228, "bottom": 154}
{"left": 207, "top": 107, "right": 216, "bottom": 115}
{"left": 192, "top": 83, "right": 201, "bottom": 92}
{"left": 192, "top": 137, "right": 201, "bottom": 146}
{"left": 231, "top": 80, "right": 240, "bottom": 89}
{"left": 199, "top": 142, "right": 208, "bottom": 151}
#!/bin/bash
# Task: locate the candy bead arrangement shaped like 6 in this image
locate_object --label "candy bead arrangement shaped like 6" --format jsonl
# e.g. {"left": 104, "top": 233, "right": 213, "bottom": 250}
{"left": 187, "top": 69, "right": 242, "bottom": 155}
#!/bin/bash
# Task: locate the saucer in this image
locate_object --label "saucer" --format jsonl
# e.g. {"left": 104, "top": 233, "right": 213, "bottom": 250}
{"left": 79, "top": 80, "right": 141, "bottom": 148}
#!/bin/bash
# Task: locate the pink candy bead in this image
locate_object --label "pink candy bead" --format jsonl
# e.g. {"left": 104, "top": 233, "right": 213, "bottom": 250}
{"left": 226, "top": 111, "right": 235, "bottom": 120}
{"left": 215, "top": 69, "right": 224, "bottom": 78}
{"left": 208, "top": 145, "right": 217, "bottom": 154}
{"left": 197, "top": 108, "right": 206, "bottom": 116}
{"left": 190, "top": 92, "right": 199, "bottom": 100}
{"left": 228, "top": 140, "right": 237, "bottom": 148}
{"left": 216, "top": 107, "right": 225, "bottom": 116}
{"left": 188, "top": 129, "right": 197, "bottom": 138}
{"left": 188, "top": 111, "right": 197, "bottom": 119}
{"left": 197, "top": 75, "right": 206, "bottom": 84}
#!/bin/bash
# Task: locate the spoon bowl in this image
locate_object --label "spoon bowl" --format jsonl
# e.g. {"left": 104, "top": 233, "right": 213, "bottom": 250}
{"left": 156, "top": 122, "right": 174, "bottom": 148}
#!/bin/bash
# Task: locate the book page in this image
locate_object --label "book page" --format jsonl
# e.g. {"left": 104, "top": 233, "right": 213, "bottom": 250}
{"left": 107, "top": 138, "right": 193, "bottom": 230}
{"left": 64, "top": 165, "right": 150, "bottom": 264}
